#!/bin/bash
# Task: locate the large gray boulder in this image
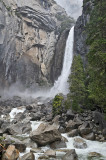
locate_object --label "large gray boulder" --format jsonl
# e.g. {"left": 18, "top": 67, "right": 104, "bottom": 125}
{"left": 30, "top": 123, "right": 62, "bottom": 146}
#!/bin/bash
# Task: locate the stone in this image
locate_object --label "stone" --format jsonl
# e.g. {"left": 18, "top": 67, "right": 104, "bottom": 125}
{"left": 2, "top": 145, "right": 19, "bottom": 160}
{"left": 62, "top": 149, "right": 78, "bottom": 160}
{"left": 23, "top": 138, "right": 38, "bottom": 148}
{"left": 50, "top": 140, "right": 67, "bottom": 149}
{"left": 73, "top": 138, "right": 87, "bottom": 149}
{"left": 103, "top": 129, "right": 106, "bottom": 139}
{"left": 93, "top": 111, "right": 106, "bottom": 129}
{"left": 79, "top": 128, "right": 92, "bottom": 136}
{"left": 82, "top": 132, "right": 95, "bottom": 140}
{"left": 88, "top": 152, "right": 102, "bottom": 158}
{"left": 30, "top": 148, "right": 44, "bottom": 153}
{"left": 4, "top": 135, "right": 26, "bottom": 152}
{"left": 2, "top": 121, "right": 31, "bottom": 135}
{"left": 59, "top": 126, "right": 65, "bottom": 133}
{"left": 45, "top": 149, "right": 56, "bottom": 157}
{"left": 20, "top": 152, "right": 35, "bottom": 160}
{"left": 66, "top": 120, "right": 80, "bottom": 132}
{"left": 66, "top": 110, "right": 75, "bottom": 121}
{"left": 38, "top": 155, "right": 49, "bottom": 160}
{"left": 68, "top": 129, "right": 79, "bottom": 137}
{"left": 30, "top": 123, "right": 62, "bottom": 146}
{"left": 56, "top": 149, "right": 72, "bottom": 153}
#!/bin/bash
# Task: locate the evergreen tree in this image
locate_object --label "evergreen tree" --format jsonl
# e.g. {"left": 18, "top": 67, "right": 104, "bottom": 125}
{"left": 86, "top": 0, "right": 106, "bottom": 111}
{"left": 68, "top": 55, "right": 86, "bottom": 111}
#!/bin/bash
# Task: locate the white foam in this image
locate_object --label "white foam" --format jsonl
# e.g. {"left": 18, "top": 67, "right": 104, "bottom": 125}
{"left": 62, "top": 134, "right": 106, "bottom": 160}
{"left": 9, "top": 106, "right": 25, "bottom": 121}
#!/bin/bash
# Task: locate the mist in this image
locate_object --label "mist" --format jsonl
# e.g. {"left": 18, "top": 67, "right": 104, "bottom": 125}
{"left": 0, "top": 82, "right": 50, "bottom": 99}
{"left": 54, "top": 0, "right": 83, "bottom": 20}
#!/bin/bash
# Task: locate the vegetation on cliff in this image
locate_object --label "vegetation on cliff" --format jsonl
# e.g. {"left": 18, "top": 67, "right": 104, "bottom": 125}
{"left": 86, "top": 0, "right": 106, "bottom": 112}
{"left": 68, "top": 55, "right": 86, "bottom": 112}
{"left": 66, "top": 0, "right": 106, "bottom": 115}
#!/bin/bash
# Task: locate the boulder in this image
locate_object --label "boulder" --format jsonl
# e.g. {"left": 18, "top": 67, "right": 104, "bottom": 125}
{"left": 20, "top": 152, "right": 35, "bottom": 160}
{"left": 30, "top": 112, "right": 43, "bottom": 121}
{"left": 2, "top": 145, "right": 19, "bottom": 160}
{"left": 73, "top": 138, "right": 87, "bottom": 149}
{"left": 50, "top": 140, "right": 66, "bottom": 149}
{"left": 62, "top": 149, "right": 78, "bottom": 160}
{"left": 68, "top": 129, "right": 79, "bottom": 137}
{"left": 103, "top": 129, "right": 106, "bottom": 139}
{"left": 45, "top": 149, "right": 56, "bottom": 158}
{"left": 30, "top": 123, "right": 62, "bottom": 146}
{"left": 82, "top": 132, "right": 95, "bottom": 140}
{"left": 79, "top": 128, "right": 92, "bottom": 136}
{"left": 93, "top": 111, "right": 106, "bottom": 129}
{"left": 88, "top": 152, "right": 102, "bottom": 158}
{"left": 66, "top": 110, "right": 75, "bottom": 121}
{"left": 30, "top": 148, "right": 44, "bottom": 153}
{"left": 2, "top": 121, "right": 31, "bottom": 135}
{"left": 38, "top": 155, "right": 49, "bottom": 160}
{"left": 66, "top": 120, "right": 80, "bottom": 132}
{"left": 4, "top": 135, "right": 26, "bottom": 152}
{"left": 23, "top": 138, "right": 38, "bottom": 148}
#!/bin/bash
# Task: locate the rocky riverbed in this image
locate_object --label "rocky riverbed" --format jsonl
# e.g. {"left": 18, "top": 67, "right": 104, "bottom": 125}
{"left": 0, "top": 96, "right": 106, "bottom": 160}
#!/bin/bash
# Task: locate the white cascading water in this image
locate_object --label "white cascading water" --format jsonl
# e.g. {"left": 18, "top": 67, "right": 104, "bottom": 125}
{"left": 49, "top": 26, "right": 74, "bottom": 97}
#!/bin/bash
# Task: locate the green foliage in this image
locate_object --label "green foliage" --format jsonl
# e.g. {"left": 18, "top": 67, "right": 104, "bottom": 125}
{"left": 52, "top": 94, "right": 64, "bottom": 116}
{"left": 86, "top": 0, "right": 106, "bottom": 111}
{"left": 68, "top": 55, "right": 86, "bottom": 112}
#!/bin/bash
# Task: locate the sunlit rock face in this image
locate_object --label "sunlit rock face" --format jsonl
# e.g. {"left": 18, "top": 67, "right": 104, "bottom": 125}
{"left": 54, "top": 0, "right": 83, "bottom": 20}
{"left": 0, "top": 0, "right": 74, "bottom": 89}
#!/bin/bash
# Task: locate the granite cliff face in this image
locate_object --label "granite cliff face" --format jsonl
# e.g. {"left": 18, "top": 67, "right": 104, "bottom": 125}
{"left": 0, "top": 0, "right": 74, "bottom": 89}
{"left": 74, "top": 0, "right": 93, "bottom": 64}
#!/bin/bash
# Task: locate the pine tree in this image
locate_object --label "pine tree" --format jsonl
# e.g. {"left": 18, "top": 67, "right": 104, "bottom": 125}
{"left": 68, "top": 55, "right": 86, "bottom": 111}
{"left": 86, "top": 0, "right": 106, "bottom": 111}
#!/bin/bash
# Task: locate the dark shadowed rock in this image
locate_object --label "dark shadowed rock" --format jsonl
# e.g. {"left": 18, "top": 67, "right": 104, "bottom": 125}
{"left": 93, "top": 111, "right": 106, "bottom": 129}
{"left": 66, "top": 110, "right": 75, "bottom": 121}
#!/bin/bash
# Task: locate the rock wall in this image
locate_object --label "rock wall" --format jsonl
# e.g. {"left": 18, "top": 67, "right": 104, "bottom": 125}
{"left": 0, "top": 0, "right": 74, "bottom": 89}
{"left": 74, "top": 0, "right": 93, "bottom": 65}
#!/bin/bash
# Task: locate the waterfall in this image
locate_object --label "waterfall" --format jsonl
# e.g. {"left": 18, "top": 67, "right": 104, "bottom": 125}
{"left": 49, "top": 26, "right": 74, "bottom": 97}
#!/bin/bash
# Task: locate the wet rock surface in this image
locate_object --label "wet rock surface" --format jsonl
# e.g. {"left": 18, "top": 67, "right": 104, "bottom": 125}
{"left": 0, "top": 95, "right": 106, "bottom": 160}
